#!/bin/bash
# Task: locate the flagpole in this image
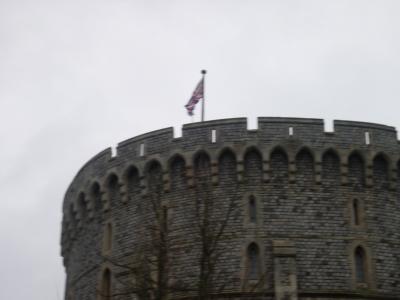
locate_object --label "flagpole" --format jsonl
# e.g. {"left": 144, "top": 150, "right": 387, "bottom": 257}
{"left": 201, "top": 69, "right": 206, "bottom": 122}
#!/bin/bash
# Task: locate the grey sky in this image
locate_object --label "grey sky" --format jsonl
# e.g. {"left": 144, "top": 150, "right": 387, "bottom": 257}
{"left": 1, "top": 1, "right": 400, "bottom": 299}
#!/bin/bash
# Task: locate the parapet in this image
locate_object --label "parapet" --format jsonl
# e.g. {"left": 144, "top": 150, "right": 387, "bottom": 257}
{"left": 65, "top": 116, "right": 400, "bottom": 207}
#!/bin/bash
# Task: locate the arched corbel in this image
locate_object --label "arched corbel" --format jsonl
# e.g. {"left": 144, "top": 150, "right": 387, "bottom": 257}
{"left": 186, "top": 163, "right": 194, "bottom": 188}
{"left": 237, "top": 159, "right": 244, "bottom": 183}
{"left": 340, "top": 151, "right": 349, "bottom": 186}
{"left": 263, "top": 157, "right": 270, "bottom": 183}
{"left": 120, "top": 181, "right": 128, "bottom": 203}
{"left": 390, "top": 167, "right": 397, "bottom": 191}
{"left": 211, "top": 159, "right": 218, "bottom": 185}
{"left": 101, "top": 188, "right": 109, "bottom": 212}
{"left": 288, "top": 151, "right": 296, "bottom": 184}
{"left": 140, "top": 174, "right": 147, "bottom": 196}
{"left": 163, "top": 170, "right": 170, "bottom": 193}
{"left": 387, "top": 158, "right": 397, "bottom": 191}
{"left": 365, "top": 154, "right": 373, "bottom": 188}
{"left": 314, "top": 152, "right": 322, "bottom": 185}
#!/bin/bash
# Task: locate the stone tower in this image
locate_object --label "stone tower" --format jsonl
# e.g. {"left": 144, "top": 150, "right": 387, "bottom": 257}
{"left": 61, "top": 117, "right": 400, "bottom": 300}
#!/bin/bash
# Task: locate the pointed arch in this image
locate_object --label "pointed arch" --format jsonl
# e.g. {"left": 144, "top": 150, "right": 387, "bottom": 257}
{"left": 348, "top": 151, "right": 365, "bottom": 189}
{"left": 373, "top": 153, "right": 390, "bottom": 189}
{"left": 244, "top": 147, "right": 262, "bottom": 183}
{"left": 99, "top": 268, "right": 112, "bottom": 300}
{"left": 355, "top": 246, "right": 367, "bottom": 284}
{"left": 270, "top": 147, "right": 289, "bottom": 184}
{"left": 124, "top": 165, "right": 140, "bottom": 200}
{"left": 218, "top": 148, "right": 237, "bottom": 185}
{"left": 145, "top": 160, "right": 163, "bottom": 193}
{"left": 321, "top": 149, "right": 340, "bottom": 185}
{"left": 169, "top": 154, "right": 187, "bottom": 190}
{"left": 105, "top": 173, "right": 120, "bottom": 205}
{"left": 90, "top": 181, "right": 102, "bottom": 212}
{"left": 247, "top": 242, "right": 261, "bottom": 280}
{"left": 295, "top": 148, "right": 315, "bottom": 184}
{"left": 193, "top": 151, "right": 211, "bottom": 180}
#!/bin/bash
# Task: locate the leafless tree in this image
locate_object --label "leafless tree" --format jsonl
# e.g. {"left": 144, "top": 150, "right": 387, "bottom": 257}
{"left": 105, "top": 166, "right": 191, "bottom": 300}
{"left": 103, "top": 157, "right": 265, "bottom": 300}
{"left": 192, "top": 155, "right": 241, "bottom": 300}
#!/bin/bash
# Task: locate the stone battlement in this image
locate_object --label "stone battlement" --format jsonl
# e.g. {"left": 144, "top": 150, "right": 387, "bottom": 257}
{"left": 69, "top": 117, "right": 398, "bottom": 189}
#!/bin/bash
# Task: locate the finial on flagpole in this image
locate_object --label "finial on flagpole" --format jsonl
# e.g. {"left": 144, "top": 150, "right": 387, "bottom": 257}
{"left": 201, "top": 69, "right": 207, "bottom": 75}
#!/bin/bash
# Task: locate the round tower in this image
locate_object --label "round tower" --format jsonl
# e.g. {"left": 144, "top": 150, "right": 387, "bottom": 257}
{"left": 61, "top": 117, "right": 400, "bottom": 300}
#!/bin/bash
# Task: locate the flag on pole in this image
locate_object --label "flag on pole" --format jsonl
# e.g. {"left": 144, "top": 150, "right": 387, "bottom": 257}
{"left": 185, "top": 77, "right": 204, "bottom": 116}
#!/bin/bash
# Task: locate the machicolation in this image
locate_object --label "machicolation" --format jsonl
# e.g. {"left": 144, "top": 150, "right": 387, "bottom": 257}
{"left": 61, "top": 117, "right": 400, "bottom": 300}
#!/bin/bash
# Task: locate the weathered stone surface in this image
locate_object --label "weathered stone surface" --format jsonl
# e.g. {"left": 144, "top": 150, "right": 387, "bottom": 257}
{"left": 61, "top": 117, "right": 400, "bottom": 300}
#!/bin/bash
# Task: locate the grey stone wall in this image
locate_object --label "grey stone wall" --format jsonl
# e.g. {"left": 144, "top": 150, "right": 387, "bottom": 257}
{"left": 61, "top": 117, "right": 400, "bottom": 300}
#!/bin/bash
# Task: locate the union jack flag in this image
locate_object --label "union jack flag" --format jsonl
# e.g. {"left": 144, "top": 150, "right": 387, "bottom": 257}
{"left": 185, "top": 78, "right": 204, "bottom": 116}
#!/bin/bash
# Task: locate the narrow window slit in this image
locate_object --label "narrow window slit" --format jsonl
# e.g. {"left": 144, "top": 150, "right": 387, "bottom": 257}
{"left": 353, "top": 199, "right": 360, "bottom": 226}
{"left": 247, "top": 243, "right": 260, "bottom": 280}
{"left": 355, "top": 246, "right": 367, "bottom": 284}
{"left": 249, "top": 196, "right": 257, "bottom": 223}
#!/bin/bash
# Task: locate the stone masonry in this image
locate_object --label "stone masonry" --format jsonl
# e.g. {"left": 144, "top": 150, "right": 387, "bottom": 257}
{"left": 61, "top": 117, "right": 400, "bottom": 300}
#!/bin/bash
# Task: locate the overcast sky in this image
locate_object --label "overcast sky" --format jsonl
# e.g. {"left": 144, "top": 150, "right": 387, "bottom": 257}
{"left": 1, "top": 1, "right": 400, "bottom": 299}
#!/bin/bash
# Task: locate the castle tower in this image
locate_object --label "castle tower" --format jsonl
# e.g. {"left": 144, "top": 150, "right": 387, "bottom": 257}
{"left": 61, "top": 117, "right": 400, "bottom": 300}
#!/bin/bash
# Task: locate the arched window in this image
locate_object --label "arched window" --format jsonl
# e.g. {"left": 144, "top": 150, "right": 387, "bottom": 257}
{"left": 103, "top": 223, "right": 113, "bottom": 254}
{"left": 218, "top": 149, "right": 236, "bottom": 185}
{"left": 244, "top": 148, "right": 262, "bottom": 183}
{"left": 373, "top": 154, "right": 390, "bottom": 189}
{"left": 348, "top": 152, "right": 365, "bottom": 189}
{"left": 249, "top": 196, "right": 257, "bottom": 223}
{"left": 295, "top": 148, "right": 314, "bottom": 184}
{"left": 90, "top": 182, "right": 102, "bottom": 212}
{"left": 321, "top": 150, "right": 340, "bottom": 185}
{"left": 355, "top": 246, "right": 367, "bottom": 284}
{"left": 100, "top": 268, "right": 111, "bottom": 299}
{"left": 146, "top": 161, "right": 163, "bottom": 193}
{"left": 169, "top": 155, "right": 186, "bottom": 190}
{"left": 270, "top": 148, "right": 289, "bottom": 185}
{"left": 352, "top": 199, "right": 360, "bottom": 226}
{"left": 194, "top": 152, "right": 211, "bottom": 182}
{"left": 107, "top": 174, "right": 120, "bottom": 204}
{"left": 247, "top": 243, "right": 260, "bottom": 280}
{"left": 125, "top": 166, "right": 140, "bottom": 199}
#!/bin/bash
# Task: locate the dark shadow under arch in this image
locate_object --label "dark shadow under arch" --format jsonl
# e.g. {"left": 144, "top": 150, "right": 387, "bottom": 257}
{"left": 145, "top": 160, "right": 163, "bottom": 192}
{"left": 169, "top": 154, "right": 186, "bottom": 190}
{"left": 244, "top": 148, "right": 262, "bottom": 183}
{"left": 348, "top": 151, "right": 365, "bottom": 190}
{"left": 295, "top": 148, "right": 314, "bottom": 184}
{"left": 373, "top": 153, "right": 390, "bottom": 189}
{"left": 270, "top": 147, "right": 288, "bottom": 184}
{"left": 90, "top": 182, "right": 102, "bottom": 212}
{"left": 218, "top": 149, "right": 237, "bottom": 184}
{"left": 321, "top": 149, "right": 340, "bottom": 185}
